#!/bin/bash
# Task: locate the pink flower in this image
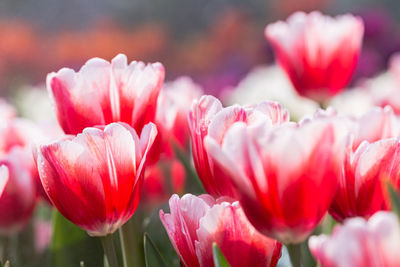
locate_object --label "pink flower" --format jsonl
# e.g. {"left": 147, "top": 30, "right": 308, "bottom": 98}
{"left": 0, "top": 148, "right": 37, "bottom": 234}
{"left": 265, "top": 11, "right": 364, "bottom": 101}
{"left": 350, "top": 106, "right": 399, "bottom": 150}
{"left": 0, "top": 117, "right": 51, "bottom": 203}
{"left": 156, "top": 76, "right": 203, "bottom": 153}
{"left": 309, "top": 211, "right": 400, "bottom": 267}
{"left": 159, "top": 194, "right": 282, "bottom": 267}
{"left": 188, "top": 95, "right": 289, "bottom": 198}
{"left": 330, "top": 138, "right": 400, "bottom": 222}
{"left": 205, "top": 116, "right": 348, "bottom": 243}
{"left": 47, "top": 54, "right": 165, "bottom": 135}
{"left": 36, "top": 122, "right": 157, "bottom": 236}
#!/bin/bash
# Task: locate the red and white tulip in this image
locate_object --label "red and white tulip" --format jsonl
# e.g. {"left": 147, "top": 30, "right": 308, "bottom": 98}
{"left": 205, "top": 116, "right": 348, "bottom": 243}
{"left": 265, "top": 11, "right": 364, "bottom": 102}
{"left": 188, "top": 95, "right": 289, "bottom": 199}
{"left": 36, "top": 122, "right": 157, "bottom": 236}
{"left": 160, "top": 194, "right": 282, "bottom": 267}
{"left": 47, "top": 54, "right": 165, "bottom": 135}
{"left": 309, "top": 211, "right": 400, "bottom": 267}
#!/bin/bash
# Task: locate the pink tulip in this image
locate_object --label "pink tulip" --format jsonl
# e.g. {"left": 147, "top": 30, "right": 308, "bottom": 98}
{"left": 309, "top": 211, "right": 400, "bottom": 267}
{"left": 159, "top": 194, "right": 282, "bottom": 267}
{"left": 36, "top": 122, "right": 157, "bottom": 236}
{"left": 312, "top": 107, "right": 400, "bottom": 221}
{"left": 205, "top": 116, "right": 348, "bottom": 243}
{"left": 0, "top": 117, "right": 51, "bottom": 203}
{"left": 47, "top": 54, "right": 165, "bottom": 135}
{"left": 0, "top": 148, "right": 37, "bottom": 234}
{"left": 188, "top": 95, "right": 289, "bottom": 198}
{"left": 350, "top": 106, "right": 399, "bottom": 150}
{"left": 330, "top": 138, "right": 400, "bottom": 221}
{"left": 156, "top": 76, "right": 203, "bottom": 154}
{"left": 265, "top": 11, "right": 364, "bottom": 102}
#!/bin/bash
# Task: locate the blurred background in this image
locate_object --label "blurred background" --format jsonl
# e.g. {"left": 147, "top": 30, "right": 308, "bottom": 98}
{"left": 0, "top": 0, "right": 399, "bottom": 97}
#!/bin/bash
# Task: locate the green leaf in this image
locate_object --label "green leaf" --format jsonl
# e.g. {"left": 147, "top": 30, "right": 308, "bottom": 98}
{"left": 143, "top": 203, "right": 180, "bottom": 266}
{"left": 50, "top": 210, "right": 103, "bottom": 267}
{"left": 212, "top": 243, "right": 231, "bottom": 267}
{"left": 144, "top": 233, "right": 167, "bottom": 267}
{"left": 387, "top": 182, "right": 400, "bottom": 217}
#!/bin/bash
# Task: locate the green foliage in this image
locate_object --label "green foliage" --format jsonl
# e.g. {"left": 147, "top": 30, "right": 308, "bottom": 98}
{"left": 143, "top": 203, "right": 180, "bottom": 266}
{"left": 212, "top": 243, "right": 230, "bottom": 267}
{"left": 144, "top": 233, "right": 167, "bottom": 267}
{"left": 50, "top": 210, "right": 103, "bottom": 267}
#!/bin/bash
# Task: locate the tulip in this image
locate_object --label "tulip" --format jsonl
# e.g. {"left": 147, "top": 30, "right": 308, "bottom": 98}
{"left": 159, "top": 194, "right": 282, "bottom": 267}
{"left": 265, "top": 11, "right": 364, "bottom": 102}
{"left": 188, "top": 95, "right": 289, "bottom": 198}
{"left": 0, "top": 148, "right": 37, "bottom": 234}
{"left": 36, "top": 122, "right": 157, "bottom": 236}
{"left": 0, "top": 117, "right": 52, "bottom": 203}
{"left": 330, "top": 138, "right": 400, "bottom": 222}
{"left": 156, "top": 76, "right": 203, "bottom": 153}
{"left": 142, "top": 158, "right": 186, "bottom": 206}
{"left": 350, "top": 106, "right": 399, "bottom": 150}
{"left": 309, "top": 211, "right": 400, "bottom": 267}
{"left": 47, "top": 54, "right": 165, "bottom": 135}
{"left": 205, "top": 116, "right": 348, "bottom": 244}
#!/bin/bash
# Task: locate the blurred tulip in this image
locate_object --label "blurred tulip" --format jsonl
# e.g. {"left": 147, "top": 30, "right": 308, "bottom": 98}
{"left": 36, "top": 122, "right": 157, "bottom": 236}
{"left": 156, "top": 76, "right": 203, "bottom": 154}
{"left": 34, "top": 219, "right": 52, "bottom": 253}
{"left": 311, "top": 106, "right": 399, "bottom": 150}
{"left": 0, "top": 117, "right": 51, "bottom": 203}
{"left": 224, "top": 65, "right": 318, "bottom": 121}
{"left": 205, "top": 116, "right": 348, "bottom": 243}
{"left": 361, "top": 68, "right": 400, "bottom": 115}
{"left": 0, "top": 118, "right": 47, "bottom": 154}
{"left": 330, "top": 138, "right": 400, "bottom": 222}
{"left": 0, "top": 148, "right": 37, "bottom": 234}
{"left": 188, "top": 95, "right": 289, "bottom": 199}
{"left": 47, "top": 54, "right": 165, "bottom": 135}
{"left": 159, "top": 194, "right": 282, "bottom": 267}
{"left": 309, "top": 211, "right": 400, "bottom": 267}
{"left": 142, "top": 159, "right": 186, "bottom": 206}
{"left": 265, "top": 11, "right": 364, "bottom": 102}
{"left": 350, "top": 106, "right": 400, "bottom": 150}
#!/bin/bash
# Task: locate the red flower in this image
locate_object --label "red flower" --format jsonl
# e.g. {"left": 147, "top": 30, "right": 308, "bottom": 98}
{"left": 47, "top": 54, "right": 165, "bottom": 135}
{"left": 36, "top": 122, "right": 157, "bottom": 236}
{"left": 159, "top": 194, "right": 282, "bottom": 267}
{"left": 0, "top": 148, "right": 37, "bottom": 234}
{"left": 330, "top": 138, "right": 400, "bottom": 222}
{"left": 142, "top": 158, "right": 186, "bottom": 206}
{"left": 188, "top": 95, "right": 288, "bottom": 198}
{"left": 309, "top": 211, "right": 400, "bottom": 267}
{"left": 205, "top": 116, "right": 348, "bottom": 243}
{"left": 265, "top": 11, "right": 364, "bottom": 102}
{"left": 156, "top": 76, "right": 203, "bottom": 154}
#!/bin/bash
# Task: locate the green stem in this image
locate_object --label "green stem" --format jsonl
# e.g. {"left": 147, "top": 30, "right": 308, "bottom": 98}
{"left": 287, "top": 243, "right": 302, "bottom": 267}
{"left": 119, "top": 218, "right": 143, "bottom": 267}
{"left": 100, "top": 235, "right": 119, "bottom": 267}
